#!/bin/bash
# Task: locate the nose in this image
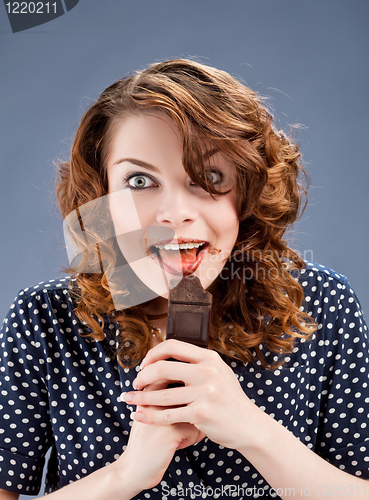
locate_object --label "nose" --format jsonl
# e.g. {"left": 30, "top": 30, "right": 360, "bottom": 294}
{"left": 155, "top": 186, "right": 199, "bottom": 227}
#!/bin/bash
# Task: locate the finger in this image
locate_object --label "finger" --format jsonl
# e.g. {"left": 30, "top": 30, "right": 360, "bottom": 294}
{"left": 133, "top": 359, "right": 198, "bottom": 390}
{"left": 143, "top": 381, "right": 168, "bottom": 392}
{"left": 133, "top": 405, "right": 192, "bottom": 426}
{"left": 177, "top": 429, "right": 207, "bottom": 449}
{"left": 140, "top": 339, "right": 209, "bottom": 369}
{"left": 175, "top": 424, "right": 205, "bottom": 449}
{"left": 123, "top": 385, "right": 195, "bottom": 407}
{"left": 119, "top": 380, "right": 166, "bottom": 406}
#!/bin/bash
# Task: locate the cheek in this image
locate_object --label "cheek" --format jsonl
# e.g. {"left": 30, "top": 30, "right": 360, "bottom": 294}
{"left": 214, "top": 199, "right": 239, "bottom": 240}
{"left": 108, "top": 187, "right": 154, "bottom": 232}
{"left": 130, "top": 196, "right": 155, "bottom": 224}
{"left": 107, "top": 190, "right": 142, "bottom": 235}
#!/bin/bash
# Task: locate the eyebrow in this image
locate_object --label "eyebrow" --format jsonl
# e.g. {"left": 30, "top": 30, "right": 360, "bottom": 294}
{"left": 112, "top": 158, "right": 160, "bottom": 172}
{"left": 112, "top": 149, "right": 219, "bottom": 171}
{"left": 202, "top": 148, "right": 218, "bottom": 160}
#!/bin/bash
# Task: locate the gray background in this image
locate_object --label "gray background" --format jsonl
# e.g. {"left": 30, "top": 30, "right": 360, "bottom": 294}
{"left": 0, "top": 1, "right": 368, "bottom": 498}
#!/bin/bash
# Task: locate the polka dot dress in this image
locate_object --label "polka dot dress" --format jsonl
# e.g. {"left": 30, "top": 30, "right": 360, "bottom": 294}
{"left": 0, "top": 262, "right": 368, "bottom": 498}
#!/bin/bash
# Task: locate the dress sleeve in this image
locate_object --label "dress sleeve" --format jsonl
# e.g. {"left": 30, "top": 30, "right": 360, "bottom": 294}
{"left": 0, "top": 290, "right": 53, "bottom": 495}
{"left": 312, "top": 273, "right": 369, "bottom": 478}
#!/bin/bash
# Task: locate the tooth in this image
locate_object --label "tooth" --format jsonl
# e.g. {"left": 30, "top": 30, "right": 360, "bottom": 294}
{"left": 154, "top": 241, "right": 206, "bottom": 251}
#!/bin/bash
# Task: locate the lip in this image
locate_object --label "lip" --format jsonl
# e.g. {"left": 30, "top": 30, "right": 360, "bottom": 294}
{"left": 148, "top": 238, "right": 210, "bottom": 276}
{"left": 149, "top": 237, "right": 208, "bottom": 248}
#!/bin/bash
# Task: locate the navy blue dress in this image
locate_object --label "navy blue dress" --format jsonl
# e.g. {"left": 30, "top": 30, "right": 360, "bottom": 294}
{"left": 0, "top": 262, "right": 368, "bottom": 498}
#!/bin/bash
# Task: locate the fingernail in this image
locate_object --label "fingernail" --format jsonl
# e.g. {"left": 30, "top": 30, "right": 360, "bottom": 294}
{"left": 130, "top": 411, "right": 136, "bottom": 420}
{"left": 120, "top": 392, "right": 134, "bottom": 403}
{"left": 134, "top": 411, "right": 145, "bottom": 422}
{"left": 139, "top": 358, "right": 146, "bottom": 370}
{"left": 132, "top": 378, "right": 142, "bottom": 390}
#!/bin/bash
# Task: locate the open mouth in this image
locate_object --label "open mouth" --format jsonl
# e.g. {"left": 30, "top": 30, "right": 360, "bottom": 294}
{"left": 148, "top": 239, "right": 210, "bottom": 276}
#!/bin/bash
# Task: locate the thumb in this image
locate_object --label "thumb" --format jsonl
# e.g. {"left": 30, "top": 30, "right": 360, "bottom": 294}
{"left": 176, "top": 428, "right": 206, "bottom": 449}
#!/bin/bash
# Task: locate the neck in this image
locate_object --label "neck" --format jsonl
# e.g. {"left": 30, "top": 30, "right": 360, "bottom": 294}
{"left": 147, "top": 311, "right": 168, "bottom": 320}
{"left": 142, "top": 295, "right": 168, "bottom": 317}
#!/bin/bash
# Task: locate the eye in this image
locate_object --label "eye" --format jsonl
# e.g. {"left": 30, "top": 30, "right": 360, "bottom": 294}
{"left": 206, "top": 169, "right": 223, "bottom": 185}
{"left": 124, "top": 174, "right": 157, "bottom": 189}
{"left": 192, "top": 169, "right": 223, "bottom": 186}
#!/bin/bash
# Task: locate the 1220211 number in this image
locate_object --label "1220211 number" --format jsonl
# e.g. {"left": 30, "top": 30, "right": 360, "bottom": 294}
{"left": 5, "top": 2, "right": 57, "bottom": 14}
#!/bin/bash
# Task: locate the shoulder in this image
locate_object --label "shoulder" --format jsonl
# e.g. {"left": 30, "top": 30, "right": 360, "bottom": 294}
{"left": 294, "top": 261, "right": 367, "bottom": 344}
{"left": 296, "top": 261, "right": 350, "bottom": 289}
{"left": 8, "top": 276, "right": 76, "bottom": 315}
{"left": 294, "top": 261, "right": 358, "bottom": 311}
{"left": 1, "top": 276, "right": 80, "bottom": 343}
{"left": 16, "top": 275, "right": 74, "bottom": 301}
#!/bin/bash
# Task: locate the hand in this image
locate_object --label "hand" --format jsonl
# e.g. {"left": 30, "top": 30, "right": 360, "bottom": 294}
{"left": 117, "top": 380, "right": 205, "bottom": 493}
{"left": 125, "top": 340, "right": 256, "bottom": 451}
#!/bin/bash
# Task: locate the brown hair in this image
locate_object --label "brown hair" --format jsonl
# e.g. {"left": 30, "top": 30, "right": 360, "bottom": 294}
{"left": 57, "top": 59, "right": 316, "bottom": 368}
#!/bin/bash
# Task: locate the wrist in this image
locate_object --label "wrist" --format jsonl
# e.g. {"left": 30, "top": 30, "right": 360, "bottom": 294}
{"left": 234, "top": 401, "right": 276, "bottom": 458}
{"left": 110, "top": 454, "right": 143, "bottom": 500}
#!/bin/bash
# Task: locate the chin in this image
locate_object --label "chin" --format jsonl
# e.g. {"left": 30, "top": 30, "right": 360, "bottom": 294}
{"left": 194, "top": 262, "right": 224, "bottom": 290}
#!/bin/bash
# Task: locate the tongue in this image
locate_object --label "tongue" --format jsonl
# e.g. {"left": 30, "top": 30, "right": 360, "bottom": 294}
{"left": 159, "top": 248, "right": 198, "bottom": 275}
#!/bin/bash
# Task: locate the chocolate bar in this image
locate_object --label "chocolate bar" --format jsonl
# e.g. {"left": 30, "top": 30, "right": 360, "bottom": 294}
{"left": 166, "top": 275, "right": 212, "bottom": 348}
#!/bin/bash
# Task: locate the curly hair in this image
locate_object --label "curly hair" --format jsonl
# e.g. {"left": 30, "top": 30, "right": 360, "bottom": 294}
{"left": 57, "top": 58, "right": 316, "bottom": 369}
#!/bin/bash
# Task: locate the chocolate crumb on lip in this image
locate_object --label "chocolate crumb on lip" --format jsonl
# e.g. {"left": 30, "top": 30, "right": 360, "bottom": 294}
{"left": 207, "top": 244, "right": 221, "bottom": 255}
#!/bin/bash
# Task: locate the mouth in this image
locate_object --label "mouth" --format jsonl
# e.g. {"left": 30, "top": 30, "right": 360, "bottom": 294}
{"left": 148, "top": 239, "right": 210, "bottom": 276}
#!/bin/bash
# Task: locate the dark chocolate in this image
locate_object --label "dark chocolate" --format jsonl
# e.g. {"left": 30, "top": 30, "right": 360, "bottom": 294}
{"left": 166, "top": 275, "right": 212, "bottom": 348}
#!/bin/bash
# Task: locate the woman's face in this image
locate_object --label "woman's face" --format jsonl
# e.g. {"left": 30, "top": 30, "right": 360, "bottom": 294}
{"left": 106, "top": 112, "right": 239, "bottom": 296}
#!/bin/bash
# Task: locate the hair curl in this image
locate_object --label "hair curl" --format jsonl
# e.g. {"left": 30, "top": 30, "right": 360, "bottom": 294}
{"left": 57, "top": 58, "right": 316, "bottom": 369}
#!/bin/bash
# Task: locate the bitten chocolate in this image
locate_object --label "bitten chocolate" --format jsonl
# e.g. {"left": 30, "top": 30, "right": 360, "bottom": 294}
{"left": 166, "top": 275, "right": 212, "bottom": 348}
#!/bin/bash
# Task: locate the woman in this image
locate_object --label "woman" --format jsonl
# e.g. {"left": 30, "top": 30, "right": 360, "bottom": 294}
{"left": 0, "top": 59, "right": 368, "bottom": 500}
